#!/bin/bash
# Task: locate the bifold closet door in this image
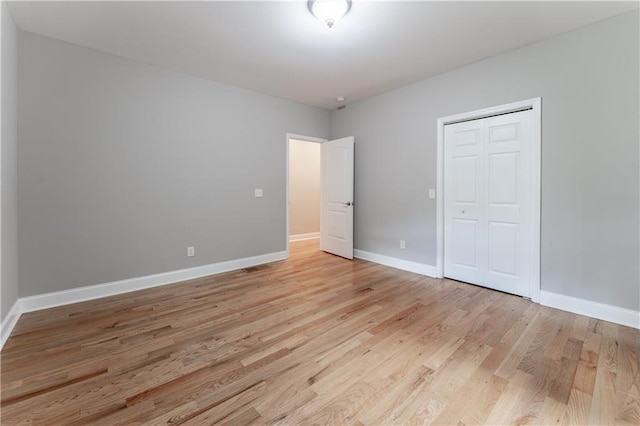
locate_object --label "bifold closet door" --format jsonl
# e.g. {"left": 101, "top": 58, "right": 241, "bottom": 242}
{"left": 444, "top": 110, "right": 533, "bottom": 298}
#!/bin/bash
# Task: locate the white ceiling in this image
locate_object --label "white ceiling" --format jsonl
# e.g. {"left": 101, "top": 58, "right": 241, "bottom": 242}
{"left": 7, "top": 1, "right": 638, "bottom": 110}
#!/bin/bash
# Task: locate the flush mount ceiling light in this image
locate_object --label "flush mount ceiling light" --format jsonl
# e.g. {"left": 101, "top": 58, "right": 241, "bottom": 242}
{"left": 308, "top": 0, "right": 352, "bottom": 29}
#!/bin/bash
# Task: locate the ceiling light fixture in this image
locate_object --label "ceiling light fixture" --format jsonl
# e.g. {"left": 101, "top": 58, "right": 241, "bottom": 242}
{"left": 308, "top": 0, "right": 352, "bottom": 29}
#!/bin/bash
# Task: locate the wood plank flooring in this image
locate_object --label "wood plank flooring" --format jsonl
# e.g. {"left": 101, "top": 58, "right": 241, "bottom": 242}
{"left": 1, "top": 239, "right": 638, "bottom": 425}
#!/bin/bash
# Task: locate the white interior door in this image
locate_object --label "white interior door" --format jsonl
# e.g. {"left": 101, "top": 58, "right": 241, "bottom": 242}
{"left": 321, "top": 136, "right": 354, "bottom": 259}
{"left": 444, "top": 119, "right": 484, "bottom": 285}
{"left": 444, "top": 110, "right": 533, "bottom": 297}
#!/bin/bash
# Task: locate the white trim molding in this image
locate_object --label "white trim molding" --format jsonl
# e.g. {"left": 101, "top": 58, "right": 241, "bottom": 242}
{"left": 20, "top": 251, "right": 287, "bottom": 314}
{"left": 436, "top": 97, "right": 542, "bottom": 303}
{"left": 1, "top": 299, "right": 22, "bottom": 350}
{"left": 540, "top": 290, "right": 639, "bottom": 330}
{"left": 289, "top": 232, "right": 320, "bottom": 242}
{"left": 0, "top": 250, "right": 287, "bottom": 351}
{"left": 353, "top": 249, "right": 638, "bottom": 330}
{"left": 354, "top": 249, "right": 438, "bottom": 278}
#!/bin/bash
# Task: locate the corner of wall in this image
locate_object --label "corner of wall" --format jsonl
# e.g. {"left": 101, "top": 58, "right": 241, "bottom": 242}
{"left": 0, "top": 299, "right": 21, "bottom": 350}
{"left": 1, "top": 0, "right": 21, "bottom": 331}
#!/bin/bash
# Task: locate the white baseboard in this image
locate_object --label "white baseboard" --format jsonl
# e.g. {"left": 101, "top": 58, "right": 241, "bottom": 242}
{"left": 353, "top": 251, "right": 639, "bottom": 330}
{"left": 540, "top": 290, "right": 639, "bottom": 329}
{"left": 1, "top": 298, "right": 22, "bottom": 350}
{"left": 4, "top": 251, "right": 637, "bottom": 352}
{"left": 1, "top": 250, "right": 287, "bottom": 351}
{"left": 354, "top": 249, "right": 437, "bottom": 278}
{"left": 289, "top": 232, "right": 320, "bottom": 242}
{"left": 20, "top": 251, "right": 288, "bottom": 314}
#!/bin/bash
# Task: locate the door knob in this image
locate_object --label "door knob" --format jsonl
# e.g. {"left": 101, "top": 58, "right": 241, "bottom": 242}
{"left": 345, "top": 201, "right": 352, "bottom": 206}
{"left": 460, "top": 209, "right": 465, "bottom": 213}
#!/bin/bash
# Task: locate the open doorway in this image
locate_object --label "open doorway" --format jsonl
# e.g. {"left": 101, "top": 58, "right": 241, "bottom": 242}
{"left": 289, "top": 138, "right": 322, "bottom": 241}
{"left": 286, "top": 133, "right": 355, "bottom": 259}
{"left": 286, "top": 134, "right": 326, "bottom": 256}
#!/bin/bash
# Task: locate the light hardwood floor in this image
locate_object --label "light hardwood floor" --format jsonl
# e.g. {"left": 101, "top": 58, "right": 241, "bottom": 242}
{"left": 1, "top": 239, "right": 638, "bottom": 425}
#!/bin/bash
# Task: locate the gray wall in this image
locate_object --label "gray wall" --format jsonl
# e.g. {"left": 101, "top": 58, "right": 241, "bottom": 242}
{"left": 1, "top": 1, "right": 19, "bottom": 323}
{"left": 331, "top": 10, "right": 640, "bottom": 311}
{"left": 12, "top": 10, "right": 640, "bottom": 313}
{"left": 18, "top": 32, "right": 331, "bottom": 297}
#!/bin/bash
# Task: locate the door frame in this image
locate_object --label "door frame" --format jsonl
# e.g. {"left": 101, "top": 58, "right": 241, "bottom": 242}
{"left": 285, "top": 133, "right": 327, "bottom": 258}
{"left": 435, "top": 97, "right": 542, "bottom": 302}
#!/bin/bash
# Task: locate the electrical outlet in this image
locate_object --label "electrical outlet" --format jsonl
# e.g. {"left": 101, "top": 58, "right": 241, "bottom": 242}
{"left": 187, "top": 246, "right": 195, "bottom": 257}
{"left": 254, "top": 188, "right": 263, "bottom": 197}
{"left": 400, "top": 240, "right": 406, "bottom": 249}
{"left": 428, "top": 189, "right": 436, "bottom": 199}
